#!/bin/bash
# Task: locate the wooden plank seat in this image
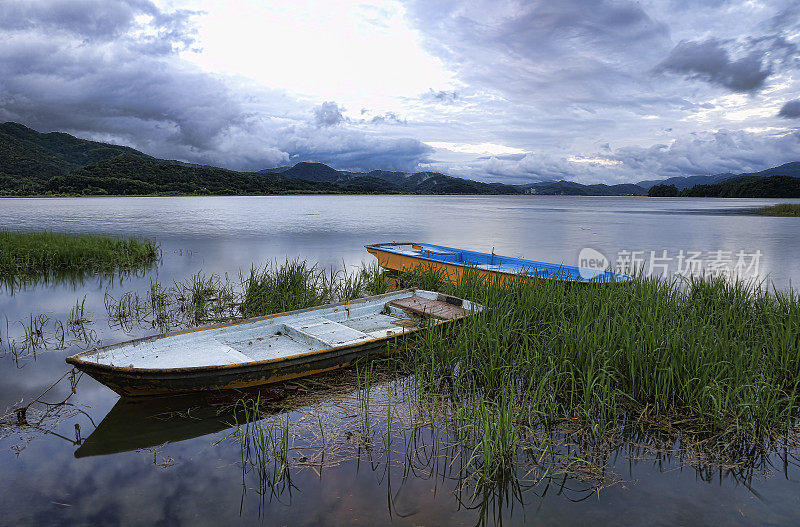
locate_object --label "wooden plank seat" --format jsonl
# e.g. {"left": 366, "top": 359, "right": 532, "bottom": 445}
{"left": 389, "top": 294, "right": 468, "bottom": 320}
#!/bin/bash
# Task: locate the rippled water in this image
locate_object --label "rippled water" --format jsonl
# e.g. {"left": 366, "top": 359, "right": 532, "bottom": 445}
{"left": 2, "top": 195, "right": 800, "bottom": 526}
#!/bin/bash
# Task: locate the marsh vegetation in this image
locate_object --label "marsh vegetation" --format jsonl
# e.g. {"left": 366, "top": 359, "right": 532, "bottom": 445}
{"left": 227, "top": 264, "right": 800, "bottom": 504}
{"left": 0, "top": 229, "right": 159, "bottom": 289}
{"left": 757, "top": 203, "right": 800, "bottom": 217}
{"left": 11, "top": 259, "right": 800, "bottom": 449}
{"left": 5, "top": 258, "right": 800, "bottom": 519}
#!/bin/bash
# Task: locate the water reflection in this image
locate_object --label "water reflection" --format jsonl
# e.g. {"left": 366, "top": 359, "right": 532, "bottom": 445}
{"left": 74, "top": 390, "right": 273, "bottom": 458}
{"left": 0, "top": 355, "right": 798, "bottom": 525}
{"left": 2, "top": 265, "right": 158, "bottom": 297}
{"left": 3, "top": 196, "right": 800, "bottom": 525}
{"left": 48, "top": 361, "right": 800, "bottom": 526}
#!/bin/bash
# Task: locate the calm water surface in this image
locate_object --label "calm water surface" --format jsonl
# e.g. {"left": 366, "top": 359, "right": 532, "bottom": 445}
{"left": 1, "top": 195, "right": 800, "bottom": 526}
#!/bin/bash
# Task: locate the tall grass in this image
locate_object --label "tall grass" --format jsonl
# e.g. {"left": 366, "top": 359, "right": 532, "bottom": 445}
{"left": 100, "top": 260, "right": 387, "bottom": 333}
{"left": 0, "top": 229, "right": 159, "bottom": 287}
{"left": 240, "top": 259, "right": 387, "bottom": 318}
{"left": 399, "top": 268, "right": 800, "bottom": 451}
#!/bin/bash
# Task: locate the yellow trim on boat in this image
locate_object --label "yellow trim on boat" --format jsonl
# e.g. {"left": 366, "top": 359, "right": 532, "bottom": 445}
{"left": 366, "top": 246, "right": 520, "bottom": 285}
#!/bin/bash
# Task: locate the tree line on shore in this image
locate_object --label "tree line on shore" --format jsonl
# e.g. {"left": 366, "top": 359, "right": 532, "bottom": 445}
{"left": 648, "top": 175, "right": 800, "bottom": 198}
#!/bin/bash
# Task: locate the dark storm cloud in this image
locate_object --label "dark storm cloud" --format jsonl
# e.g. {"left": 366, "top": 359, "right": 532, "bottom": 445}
{"left": 0, "top": 42, "right": 244, "bottom": 153}
{"left": 778, "top": 99, "right": 800, "bottom": 118}
{"left": 655, "top": 37, "right": 797, "bottom": 92}
{"left": 612, "top": 129, "right": 800, "bottom": 179}
{"left": 0, "top": 0, "right": 145, "bottom": 37}
{"left": 281, "top": 129, "right": 432, "bottom": 171}
{"left": 406, "top": 0, "right": 670, "bottom": 105}
{"left": 0, "top": 0, "right": 231, "bottom": 153}
{"left": 402, "top": 0, "right": 800, "bottom": 184}
{"left": 0, "top": 1, "right": 432, "bottom": 172}
{"left": 0, "top": 0, "right": 199, "bottom": 48}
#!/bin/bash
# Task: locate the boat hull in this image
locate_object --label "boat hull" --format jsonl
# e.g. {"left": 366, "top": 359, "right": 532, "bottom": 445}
{"left": 69, "top": 335, "right": 396, "bottom": 396}
{"left": 366, "top": 243, "right": 630, "bottom": 284}
{"left": 367, "top": 246, "right": 509, "bottom": 284}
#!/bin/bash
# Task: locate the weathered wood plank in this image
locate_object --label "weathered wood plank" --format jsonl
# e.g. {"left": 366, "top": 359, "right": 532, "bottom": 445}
{"left": 389, "top": 295, "right": 468, "bottom": 320}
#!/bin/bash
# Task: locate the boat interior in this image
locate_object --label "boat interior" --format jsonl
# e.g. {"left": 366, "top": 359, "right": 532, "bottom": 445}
{"left": 84, "top": 290, "right": 479, "bottom": 370}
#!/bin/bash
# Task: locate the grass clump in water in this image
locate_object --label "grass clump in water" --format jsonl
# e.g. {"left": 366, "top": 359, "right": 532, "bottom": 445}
{"left": 757, "top": 203, "right": 800, "bottom": 217}
{"left": 398, "top": 268, "right": 800, "bottom": 460}
{"left": 101, "top": 260, "right": 387, "bottom": 332}
{"left": 0, "top": 229, "right": 159, "bottom": 286}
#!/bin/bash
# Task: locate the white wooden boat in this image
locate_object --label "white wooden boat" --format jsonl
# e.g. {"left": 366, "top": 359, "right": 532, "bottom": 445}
{"left": 66, "top": 289, "right": 481, "bottom": 396}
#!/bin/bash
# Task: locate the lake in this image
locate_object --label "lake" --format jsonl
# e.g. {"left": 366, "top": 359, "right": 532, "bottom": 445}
{"left": 2, "top": 195, "right": 800, "bottom": 525}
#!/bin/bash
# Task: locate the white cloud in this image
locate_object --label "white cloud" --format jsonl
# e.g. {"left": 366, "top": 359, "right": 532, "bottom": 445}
{"left": 179, "top": 0, "right": 456, "bottom": 112}
{"left": 425, "top": 142, "right": 526, "bottom": 156}
{"left": 568, "top": 157, "right": 623, "bottom": 166}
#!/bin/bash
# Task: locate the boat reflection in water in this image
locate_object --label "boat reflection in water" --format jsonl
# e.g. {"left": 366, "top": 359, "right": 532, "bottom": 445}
{"left": 74, "top": 366, "right": 383, "bottom": 458}
{"left": 74, "top": 389, "right": 273, "bottom": 458}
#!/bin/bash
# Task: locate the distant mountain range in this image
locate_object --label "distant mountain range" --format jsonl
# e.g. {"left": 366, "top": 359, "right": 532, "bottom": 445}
{"left": 0, "top": 122, "right": 521, "bottom": 195}
{"left": 260, "top": 162, "right": 522, "bottom": 194}
{"left": 521, "top": 180, "right": 648, "bottom": 196}
{"left": 1, "top": 121, "right": 799, "bottom": 197}
{"left": 636, "top": 162, "right": 800, "bottom": 190}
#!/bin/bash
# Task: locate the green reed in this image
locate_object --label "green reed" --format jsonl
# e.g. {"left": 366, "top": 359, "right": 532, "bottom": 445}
{"left": 398, "top": 268, "right": 800, "bottom": 451}
{"left": 173, "top": 272, "right": 239, "bottom": 325}
{"left": 215, "top": 262, "right": 800, "bottom": 493}
{"left": 240, "top": 259, "right": 386, "bottom": 318}
{"left": 757, "top": 203, "right": 800, "bottom": 217}
{"left": 0, "top": 229, "right": 159, "bottom": 287}
{"left": 234, "top": 395, "right": 294, "bottom": 499}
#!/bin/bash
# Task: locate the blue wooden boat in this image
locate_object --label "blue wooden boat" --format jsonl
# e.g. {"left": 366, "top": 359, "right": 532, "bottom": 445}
{"left": 365, "top": 243, "right": 631, "bottom": 283}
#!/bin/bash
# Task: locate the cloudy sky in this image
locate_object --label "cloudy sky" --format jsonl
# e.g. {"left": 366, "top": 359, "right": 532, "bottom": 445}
{"left": 1, "top": 0, "right": 799, "bottom": 184}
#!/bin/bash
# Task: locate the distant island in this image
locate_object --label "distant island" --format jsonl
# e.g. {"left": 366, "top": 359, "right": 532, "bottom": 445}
{"left": 2, "top": 121, "right": 800, "bottom": 198}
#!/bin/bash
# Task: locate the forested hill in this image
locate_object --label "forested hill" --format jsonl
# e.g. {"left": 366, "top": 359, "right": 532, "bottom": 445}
{"left": 680, "top": 175, "right": 800, "bottom": 198}
{"left": 43, "top": 154, "right": 336, "bottom": 196}
{"left": 0, "top": 122, "right": 150, "bottom": 182}
{"left": 263, "top": 162, "right": 523, "bottom": 194}
{"left": 638, "top": 162, "right": 800, "bottom": 190}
